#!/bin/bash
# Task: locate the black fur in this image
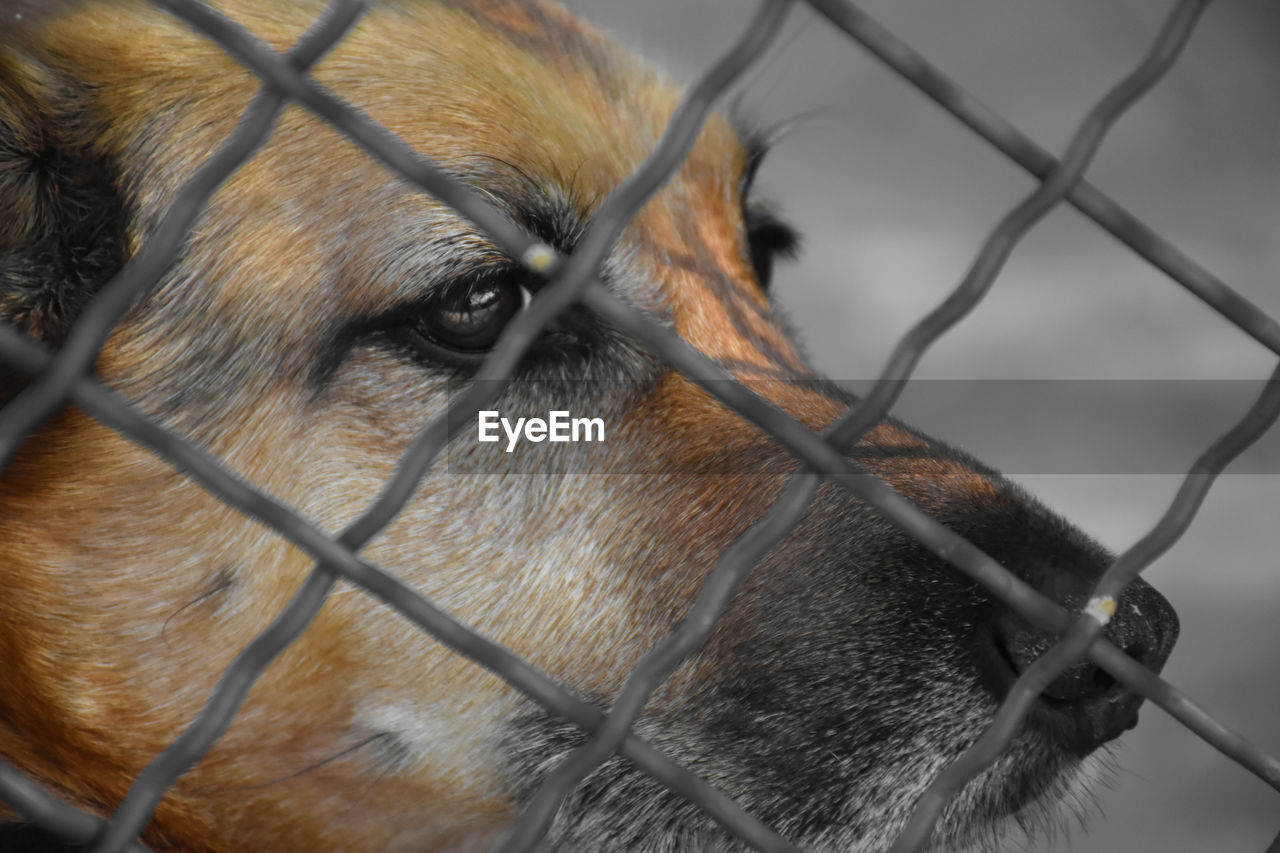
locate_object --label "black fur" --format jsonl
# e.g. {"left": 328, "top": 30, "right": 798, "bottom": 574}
{"left": 0, "top": 55, "right": 129, "bottom": 343}
{"left": 500, "top": 461, "right": 1178, "bottom": 851}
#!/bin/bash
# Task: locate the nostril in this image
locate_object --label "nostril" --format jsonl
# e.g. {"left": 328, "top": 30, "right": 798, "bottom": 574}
{"left": 1041, "top": 639, "right": 1152, "bottom": 703}
{"left": 1123, "top": 642, "right": 1149, "bottom": 669}
{"left": 978, "top": 590, "right": 1177, "bottom": 756}
{"left": 988, "top": 579, "right": 1176, "bottom": 693}
{"left": 995, "top": 625, "right": 1152, "bottom": 704}
{"left": 981, "top": 620, "right": 1143, "bottom": 754}
{"left": 1040, "top": 658, "right": 1116, "bottom": 704}
{"left": 993, "top": 624, "right": 1117, "bottom": 703}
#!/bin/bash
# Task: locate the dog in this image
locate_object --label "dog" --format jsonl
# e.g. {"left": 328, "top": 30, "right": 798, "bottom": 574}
{"left": 0, "top": 1, "right": 1179, "bottom": 850}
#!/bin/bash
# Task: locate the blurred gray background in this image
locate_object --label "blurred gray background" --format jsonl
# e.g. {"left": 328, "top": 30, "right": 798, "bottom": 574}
{"left": 563, "top": 0, "right": 1279, "bottom": 850}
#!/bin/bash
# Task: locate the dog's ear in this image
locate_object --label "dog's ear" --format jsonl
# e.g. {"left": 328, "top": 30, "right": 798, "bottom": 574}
{"left": 0, "top": 48, "right": 129, "bottom": 346}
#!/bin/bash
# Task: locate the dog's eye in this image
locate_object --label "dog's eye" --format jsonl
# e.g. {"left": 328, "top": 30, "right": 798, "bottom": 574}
{"left": 415, "top": 277, "right": 531, "bottom": 353}
{"left": 745, "top": 205, "right": 799, "bottom": 291}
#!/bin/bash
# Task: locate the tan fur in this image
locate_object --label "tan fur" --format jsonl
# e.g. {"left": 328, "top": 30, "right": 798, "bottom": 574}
{"left": 0, "top": 2, "right": 1178, "bottom": 851}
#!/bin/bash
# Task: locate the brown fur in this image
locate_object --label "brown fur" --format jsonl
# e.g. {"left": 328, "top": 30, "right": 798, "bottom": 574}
{"left": 0, "top": 2, "right": 1177, "bottom": 851}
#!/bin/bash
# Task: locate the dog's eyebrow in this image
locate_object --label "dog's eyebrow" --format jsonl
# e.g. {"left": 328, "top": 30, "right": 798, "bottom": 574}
{"left": 508, "top": 190, "right": 587, "bottom": 261}
{"left": 453, "top": 156, "right": 590, "bottom": 259}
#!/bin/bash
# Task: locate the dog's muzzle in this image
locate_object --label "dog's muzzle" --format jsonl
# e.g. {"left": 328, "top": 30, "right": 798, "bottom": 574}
{"left": 976, "top": 574, "right": 1178, "bottom": 755}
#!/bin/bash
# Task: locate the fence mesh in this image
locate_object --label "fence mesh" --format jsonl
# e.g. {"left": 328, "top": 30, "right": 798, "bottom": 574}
{"left": 0, "top": 0, "right": 1277, "bottom": 851}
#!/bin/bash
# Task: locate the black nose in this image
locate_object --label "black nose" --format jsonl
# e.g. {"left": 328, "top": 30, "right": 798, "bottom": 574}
{"left": 983, "top": 577, "right": 1179, "bottom": 754}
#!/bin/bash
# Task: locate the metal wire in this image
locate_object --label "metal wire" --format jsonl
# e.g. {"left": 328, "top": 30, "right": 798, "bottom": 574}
{"left": 804, "top": 0, "right": 1280, "bottom": 358}
{"left": 0, "top": 0, "right": 372, "bottom": 473}
{"left": 83, "top": 1, "right": 803, "bottom": 851}
{"left": 0, "top": 759, "right": 147, "bottom": 853}
{"left": 889, "top": 361, "right": 1280, "bottom": 853}
{"left": 498, "top": 0, "right": 1231, "bottom": 844}
{"left": 0, "top": 0, "right": 1277, "bottom": 851}
{"left": 0, "top": 281, "right": 798, "bottom": 853}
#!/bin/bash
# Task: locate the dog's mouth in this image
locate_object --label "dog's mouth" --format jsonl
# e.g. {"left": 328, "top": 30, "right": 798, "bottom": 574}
{"left": 973, "top": 627, "right": 1145, "bottom": 757}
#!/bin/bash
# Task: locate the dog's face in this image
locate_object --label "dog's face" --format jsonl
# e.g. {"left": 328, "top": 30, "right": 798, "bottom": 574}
{"left": 0, "top": 1, "right": 1179, "bottom": 851}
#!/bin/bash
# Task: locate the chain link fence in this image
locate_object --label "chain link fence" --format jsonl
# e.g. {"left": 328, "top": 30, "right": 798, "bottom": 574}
{"left": 1, "top": 0, "right": 1278, "bottom": 851}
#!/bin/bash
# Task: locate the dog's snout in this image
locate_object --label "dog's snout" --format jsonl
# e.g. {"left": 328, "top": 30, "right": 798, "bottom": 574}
{"left": 985, "top": 578, "right": 1179, "bottom": 754}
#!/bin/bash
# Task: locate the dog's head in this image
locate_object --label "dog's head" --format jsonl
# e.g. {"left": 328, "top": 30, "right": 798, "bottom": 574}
{"left": 0, "top": 1, "right": 1178, "bottom": 850}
